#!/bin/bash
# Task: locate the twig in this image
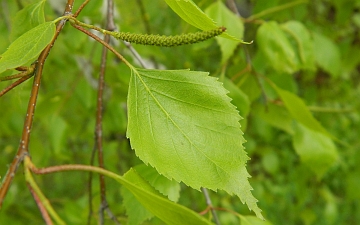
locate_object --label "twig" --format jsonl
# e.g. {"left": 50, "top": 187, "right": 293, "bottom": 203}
{"left": 133, "top": 0, "right": 159, "bottom": 68}
{"left": 0, "top": 0, "right": 75, "bottom": 210}
{"left": 0, "top": 64, "right": 36, "bottom": 81}
{"left": 226, "top": 0, "right": 241, "bottom": 17}
{"left": 201, "top": 188, "right": 221, "bottom": 225}
{"left": 93, "top": 0, "right": 121, "bottom": 224}
{"left": 71, "top": 24, "right": 132, "bottom": 68}
{"left": 0, "top": 74, "right": 33, "bottom": 97}
{"left": 122, "top": 41, "right": 147, "bottom": 68}
{"left": 74, "top": 0, "right": 90, "bottom": 17}
{"left": 135, "top": 0, "right": 151, "bottom": 34}
{"left": 27, "top": 184, "right": 54, "bottom": 225}
{"left": 25, "top": 162, "right": 65, "bottom": 225}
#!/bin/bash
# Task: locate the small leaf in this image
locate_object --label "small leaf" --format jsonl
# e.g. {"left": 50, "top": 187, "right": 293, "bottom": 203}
{"left": 271, "top": 82, "right": 331, "bottom": 137}
{"left": 312, "top": 32, "right": 341, "bottom": 78}
{"left": 0, "top": 21, "right": 56, "bottom": 74}
{"left": 281, "top": 21, "right": 316, "bottom": 71}
{"left": 254, "top": 103, "right": 294, "bottom": 134}
{"left": 127, "top": 68, "right": 263, "bottom": 219}
{"left": 10, "top": 0, "right": 46, "bottom": 41}
{"left": 163, "top": 0, "right": 238, "bottom": 41}
{"left": 205, "top": 1, "right": 244, "bottom": 63}
{"left": 121, "top": 169, "right": 157, "bottom": 225}
{"left": 256, "top": 21, "right": 299, "bottom": 73}
{"left": 120, "top": 168, "right": 213, "bottom": 225}
{"left": 292, "top": 123, "right": 338, "bottom": 179}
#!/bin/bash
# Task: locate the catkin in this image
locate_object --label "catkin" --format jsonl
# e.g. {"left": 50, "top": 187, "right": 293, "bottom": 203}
{"left": 114, "top": 27, "right": 226, "bottom": 47}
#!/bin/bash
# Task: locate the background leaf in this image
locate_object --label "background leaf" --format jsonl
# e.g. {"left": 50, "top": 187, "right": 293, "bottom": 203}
{"left": 312, "top": 32, "right": 341, "bottom": 78}
{"left": 205, "top": 1, "right": 244, "bottom": 64}
{"left": 271, "top": 82, "right": 331, "bottom": 137}
{"left": 126, "top": 68, "right": 263, "bottom": 219}
{"left": 163, "top": 0, "right": 238, "bottom": 41}
{"left": 121, "top": 168, "right": 158, "bottom": 225}
{"left": 0, "top": 21, "right": 56, "bottom": 74}
{"left": 292, "top": 123, "right": 339, "bottom": 179}
{"left": 10, "top": 0, "right": 46, "bottom": 41}
{"left": 281, "top": 20, "right": 316, "bottom": 71}
{"left": 120, "top": 168, "right": 213, "bottom": 225}
{"left": 256, "top": 21, "right": 299, "bottom": 73}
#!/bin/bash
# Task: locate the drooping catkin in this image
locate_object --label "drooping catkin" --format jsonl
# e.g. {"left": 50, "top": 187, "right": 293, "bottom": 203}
{"left": 114, "top": 27, "right": 226, "bottom": 47}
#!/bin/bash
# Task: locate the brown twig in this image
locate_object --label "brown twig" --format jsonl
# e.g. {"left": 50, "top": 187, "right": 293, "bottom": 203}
{"left": 0, "top": 64, "right": 36, "bottom": 81}
{"left": 94, "top": 0, "right": 120, "bottom": 224}
{"left": 226, "top": 0, "right": 241, "bottom": 16}
{"left": 0, "top": 74, "right": 33, "bottom": 97}
{"left": 201, "top": 188, "right": 221, "bottom": 225}
{"left": 71, "top": 24, "right": 129, "bottom": 66}
{"left": 27, "top": 184, "right": 54, "bottom": 225}
{"left": 0, "top": 0, "right": 75, "bottom": 210}
{"left": 74, "top": 0, "right": 91, "bottom": 17}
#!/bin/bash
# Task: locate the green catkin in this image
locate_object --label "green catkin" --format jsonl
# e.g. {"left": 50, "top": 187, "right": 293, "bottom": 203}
{"left": 114, "top": 27, "right": 226, "bottom": 47}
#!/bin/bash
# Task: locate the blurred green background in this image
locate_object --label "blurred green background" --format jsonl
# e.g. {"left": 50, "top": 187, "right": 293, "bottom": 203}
{"left": 0, "top": 0, "right": 359, "bottom": 224}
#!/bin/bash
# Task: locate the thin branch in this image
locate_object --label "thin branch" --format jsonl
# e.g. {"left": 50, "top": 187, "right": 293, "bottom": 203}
{"left": 122, "top": 41, "right": 147, "bottom": 68}
{"left": 27, "top": 184, "right": 54, "bottom": 225}
{"left": 0, "top": 0, "right": 75, "bottom": 209}
{"left": 0, "top": 64, "right": 36, "bottom": 81}
{"left": 0, "top": 74, "right": 33, "bottom": 97}
{"left": 135, "top": 0, "right": 151, "bottom": 34}
{"left": 87, "top": 145, "right": 97, "bottom": 225}
{"left": 74, "top": 0, "right": 91, "bottom": 17}
{"left": 71, "top": 24, "right": 132, "bottom": 68}
{"left": 25, "top": 164, "right": 65, "bottom": 225}
{"left": 201, "top": 188, "right": 221, "bottom": 225}
{"left": 226, "top": 0, "right": 241, "bottom": 17}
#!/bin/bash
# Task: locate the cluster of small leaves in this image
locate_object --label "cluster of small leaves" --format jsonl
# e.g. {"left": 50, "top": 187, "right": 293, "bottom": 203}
{"left": 114, "top": 27, "right": 226, "bottom": 46}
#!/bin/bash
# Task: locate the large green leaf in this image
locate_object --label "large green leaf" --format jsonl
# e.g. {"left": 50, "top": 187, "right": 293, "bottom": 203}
{"left": 0, "top": 21, "right": 56, "bottom": 74}
{"left": 292, "top": 123, "right": 338, "bottom": 179}
{"left": 163, "top": 0, "right": 238, "bottom": 41}
{"left": 205, "top": 1, "right": 244, "bottom": 64}
{"left": 126, "top": 68, "right": 263, "bottom": 219}
{"left": 10, "top": 0, "right": 46, "bottom": 41}
{"left": 121, "top": 168, "right": 213, "bottom": 225}
{"left": 256, "top": 21, "right": 299, "bottom": 73}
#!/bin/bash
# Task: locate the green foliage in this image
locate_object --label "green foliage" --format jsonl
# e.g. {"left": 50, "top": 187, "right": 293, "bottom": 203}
{"left": 9, "top": 0, "right": 46, "bottom": 41}
{"left": 126, "top": 68, "right": 262, "bottom": 218}
{"left": 120, "top": 168, "right": 213, "bottom": 225}
{"left": 0, "top": 0, "right": 359, "bottom": 225}
{"left": 205, "top": 1, "right": 244, "bottom": 64}
{"left": 0, "top": 21, "right": 55, "bottom": 74}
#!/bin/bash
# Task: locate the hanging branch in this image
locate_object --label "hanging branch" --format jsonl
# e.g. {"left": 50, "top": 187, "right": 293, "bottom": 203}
{"left": 93, "top": 0, "right": 121, "bottom": 224}
{"left": 0, "top": 0, "right": 75, "bottom": 210}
